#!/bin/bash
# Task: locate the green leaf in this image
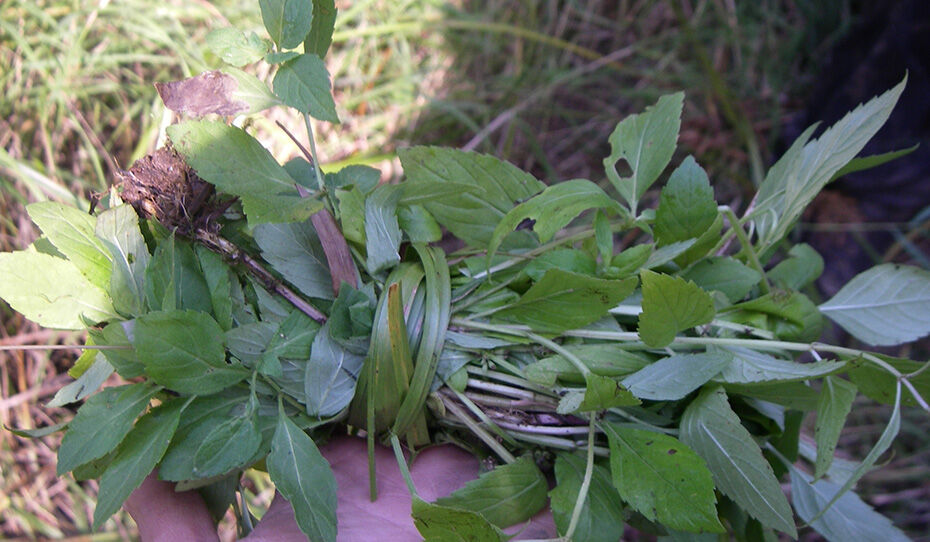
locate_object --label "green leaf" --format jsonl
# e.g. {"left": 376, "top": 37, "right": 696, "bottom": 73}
{"left": 549, "top": 452, "right": 625, "bottom": 542}
{"left": 259, "top": 0, "right": 312, "bottom": 49}
{"left": 681, "top": 257, "right": 761, "bottom": 302}
{"left": 267, "top": 410, "right": 337, "bottom": 542}
{"left": 726, "top": 290, "right": 823, "bottom": 343}
{"left": 622, "top": 352, "right": 731, "bottom": 401}
{"left": 847, "top": 354, "right": 930, "bottom": 407}
{"left": 607, "top": 243, "right": 652, "bottom": 278}
{"left": 522, "top": 249, "right": 596, "bottom": 282}
{"left": 829, "top": 144, "right": 919, "bottom": 182}
{"left": 168, "top": 120, "right": 320, "bottom": 225}
{"left": 638, "top": 270, "right": 715, "bottom": 347}
{"left": 724, "top": 381, "right": 820, "bottom": 411}
{"left": 809, "top": 382, "right": 902, "bottom": 523}
{"left": 768, "top": 243, "right": 823, "bottom": 290}
{"left": 789, "top": 464, "right": 910, "bottom": 542}
{"left": 47, "top": 354, "right": 113, "bottom": 408}
{"left": 273, "top": 53, "right": 339, "bottom": 123}
{"left": 195, "top": 246, "right": 233, "bottom": 330}
{"left": 5, "top": 421, "right": 68, "bottom": 439}
{"left": 223, "top": 67, "right": 283, "bottom": 114}
{"left": 750, "top": 77, "right": 905, "bottom": 251}
{"left": 254, "top": 221, "right": 334, "bottom": 300}
{"left": 89, "top": 322, "right": 145, "bottom": 378}
{"left": 261, "top": 310, "right": 320, "bottom": 376}
{"left": 305, "top": 0, "right": 336, "bottom": 57}
{"left": 397, "top": 204, "right": 442, "bottom": 243}
{"left": 206, "top": 28, "right": 270, "bottom": 67}
{"left": 526, "top": 344, "right": 651, "bottom": 386}
{"left": 93, "top": 398, "right": 186, "bottom": 530}
{"left": 434, "top": 456, "right": 548, "bottom": 528}
{"left": 0, "top": 252, "right": 117, "bottom": 329}
{"left": 644, "top": 239, "right": 696, "bottom": 270}
{"left": 679, "top": 387, "right": 796, "bottom": 537}
{"left": 712, "top": 346, "right": 844, "bottom": 384}
{"left": 27, "top": 201, "right": 111, "bottom": 290}
{"left": 95, "top": 205, "right": 150, "bottom": 317}
{"left": 134, "top": 310, "right": 248, "bottom": 395}
{"left": 495, "top": 270, "right": 636, "bottom": 333}
{"left": 578, "top": 373, "right": 640, "bottom": 411}
{"left": 814, "top": 376, "right": 857, "bottom": 480}
{"left": 603, "top": 423, "right": 724, "bottom": 533}
{"left": 819, "top": 263, "right": 930, "bottom": 346}
{"left": 265, "top": 50, "right": 301, "bottom": 64}
{"left": 654, "top": 156, "right": 718, "bottom": 248}
{"left": 158, "top": 390, "right": 251, "bottom": 481}
{"left": 364, "top": 184, "right": 402, "bottom": 275}
{"left": 305, "top": 322, "right": 365, "bottom": 416}
{"left": 193, "top": 400, "right": 262, "bottom": 477}
{"left": 57, "top": 383, "right": 158, "bottom": 475}
{"left": 488, "top": 179, "right": 621, "bottom": 261}
{"left": 411, "top": 496, "right": 508, "bottom": 541}
{"left": 603, "top": 92, "right": 684, "bottom": 215}
{"left": 398, "top": 147, "right": 545, "bottom": 249}
{"left": 144, "top": 236, "right": 212, "bottom": 314}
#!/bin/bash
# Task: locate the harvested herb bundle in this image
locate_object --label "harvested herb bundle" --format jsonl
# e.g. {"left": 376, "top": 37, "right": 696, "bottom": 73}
{"left": 1, "top": 3, "right": 928, "bottom": 541}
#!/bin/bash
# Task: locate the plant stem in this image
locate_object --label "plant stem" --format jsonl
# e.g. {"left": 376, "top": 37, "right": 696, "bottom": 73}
{"left": 564, "top": 416, "right": 596, "bottom": 540}
{"left": 0, "top": 344, "right": 130, "bottom": 351}
{"left": 303, "top": 113, "right": 326, "bottom": 192}
{"left": 389, "top": 433, "right": 418, "bottom": 497}
{"left": 441, "top": 393, "right": 517, "bottom": 463}
{"left": 723, "top": 207, "right": 770, "bottom": 293}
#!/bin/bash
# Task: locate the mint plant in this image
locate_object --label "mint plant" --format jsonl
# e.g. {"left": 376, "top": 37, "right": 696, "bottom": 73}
{"left": 2, "top": 3, "right": 928, "bottom": 540}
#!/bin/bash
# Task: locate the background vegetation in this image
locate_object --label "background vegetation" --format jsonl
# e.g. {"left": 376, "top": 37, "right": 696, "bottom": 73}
{"left": 1, "top": 0, "right": 927, "bottom": 539}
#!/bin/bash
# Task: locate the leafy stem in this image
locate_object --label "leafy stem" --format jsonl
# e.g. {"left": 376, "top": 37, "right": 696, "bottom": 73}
{"left": 722, "top": 207, "right": 770, "bottom": 294}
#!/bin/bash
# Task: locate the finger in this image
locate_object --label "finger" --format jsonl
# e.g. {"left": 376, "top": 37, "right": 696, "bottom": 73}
{"left": 124, "top": 472, "right": 219, "bottom": 542}
{"left": 240, "top": 493, "right": 305, "bottom": 542}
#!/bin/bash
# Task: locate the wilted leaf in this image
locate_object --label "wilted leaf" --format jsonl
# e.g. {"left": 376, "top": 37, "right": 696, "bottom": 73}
{"left": 156, "top": 70, "right": 278, "bottom": 117}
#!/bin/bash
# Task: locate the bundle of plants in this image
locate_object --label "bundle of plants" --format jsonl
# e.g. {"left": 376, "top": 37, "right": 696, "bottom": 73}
{"left": 2, "top": 3, "right": 929, "bottom": 541}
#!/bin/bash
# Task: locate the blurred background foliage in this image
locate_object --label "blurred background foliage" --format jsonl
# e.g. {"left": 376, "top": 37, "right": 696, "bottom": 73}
{"left": 2, "top": 0, "right": 928, "bottom": 539}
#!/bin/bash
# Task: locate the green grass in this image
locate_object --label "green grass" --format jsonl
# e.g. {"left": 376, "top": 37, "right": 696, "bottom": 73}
{"left": 4, "top": 0, "right": 930, "bottom": 539}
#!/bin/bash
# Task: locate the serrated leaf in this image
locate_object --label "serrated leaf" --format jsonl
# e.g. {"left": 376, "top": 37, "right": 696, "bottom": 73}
{"left": 134, "top": 310, "right": 248, "bottom": 395}
{"left": 305, "top": 322, "right": 364, "bottom": 417}
{"left": 206, "top": 28, "right": 270, "bottom": 67}
{"left": 267, "top": 411, "right": 337, "bottom": 542}
{"left": 57, "top": 383, "right": 158, "bottom": 475}
{"left": 93, "top": 398, "right": 186, "bottom": 530}
{"left": 47, "top": 354, "right": 113, "bottom": 408}
{"left": 727, "top": 290, "right": 823, "bottom": 343}
{"left": 0, "top": 252, "right": 117, "bottom": 329}
{"left": 259, "top": 0, "right": 312, "bottom": 49}
{"left": 814, "top": 377, "right": 857, "bottom": 480}
{"left": 712, "top": 346, "right": 845, "bottom": 384}
{"left": 603, "top": 423, "right": 724, "bottom": 533}
{"left": 654, "top": 156, "right": 718, "bottom": 248}
{"left": 488, "top": 179, "right": 622, "bottom": 261}
{"left": 95, "top": 205, "right": 149, "bottom": 317}
{"left": 88, "top": 322, "right": 145, "bottom": 378}
{"left": 495, "top": 270, "right": 636, "bottom": 333}
{"left": 750, "top": 77, "right": 905, "bottom": 251}
{"left": 254, "top": 221, "right": 334, "bottom": 300}
{"left": 168, "top": 120, "right": 320, "bottom": 226}
{"left": 819, "top": 263, "right": 930, "bottom": 346}
{"left": 26, "top": 201, "right": 111, "bottom": 290}
{"left": 273, "top": 53, "right": 339, "bottom": 123}
{"left": 679, "top": 387, "right": 796, "bottom": 537}
{"left": 193, "top": 403, "right": 262, "bottom": 477}
{"left": 789, "top": 465, "right": 910, "bottom": 542}
{"left": 399, "top": 147, "right": 545, "bottom": 249}
{"left": 768, "top": 243, "right": 823, "bottom": 290}
{"left": 603, "top": 92, "right": 684, "bottom": 215}
{"left": 433, "top": 456, "right": 548, "bottom": 528}
{"left": 638, "top": 270, "right": 715, "bottom": 347}
{"left": 305, "top": 0, "right": 336, "bottom": 57}
{"left": 364, "top": 184, "right": 402, "bottom": 275}
{"left": 260, "top": 310, "right": 319, "bottom": 376}
{"left": 608, "top": 243, "right": 652, "bottom": 277}
{"left": 623, "top": 352, "right": 731, "bottom": 401}
{"left": 681, "top": 257, "right": 761, "bottom": 302}
{"left": 578, "top": 373, "right": 640, "bottom": 411}
{"left": 412, "top": 496, "right": 508, "bottom": 541}
{"left": 549, "top": 452, "right": 625, "bottom": 542}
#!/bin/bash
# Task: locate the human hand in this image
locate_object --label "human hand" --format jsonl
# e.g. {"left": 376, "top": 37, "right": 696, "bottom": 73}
{"left": 124, "top": 436, "right": 555, "bottom": 541}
